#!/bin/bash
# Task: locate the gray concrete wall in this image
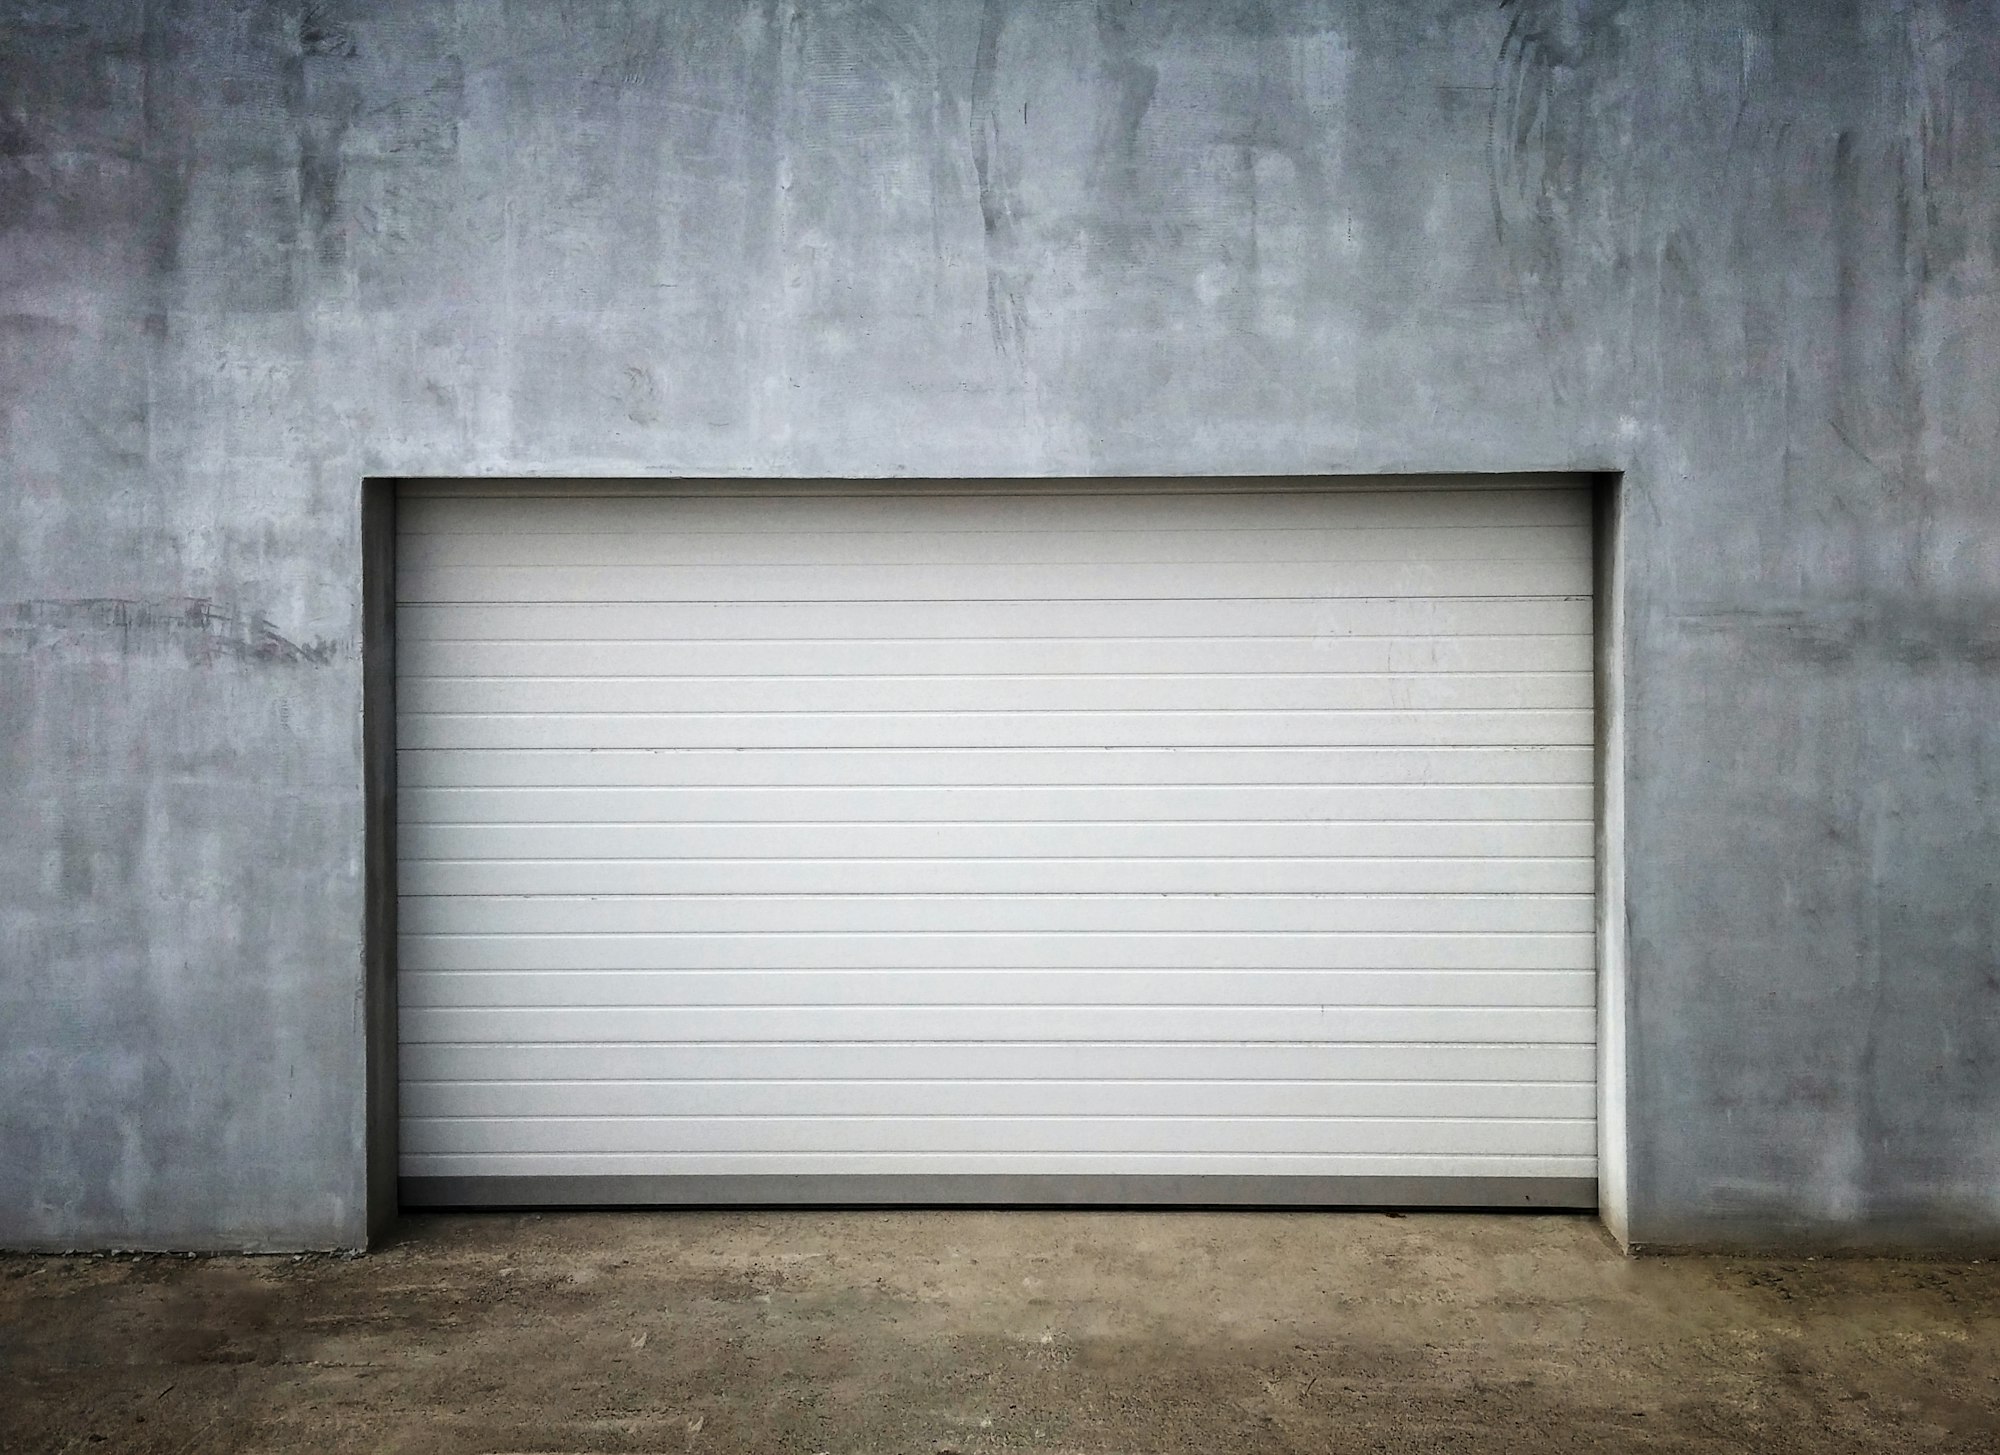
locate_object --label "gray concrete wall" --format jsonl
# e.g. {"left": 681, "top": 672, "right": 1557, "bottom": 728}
{"left": 2, "top": 0, "right": 1995, "bottom": 1251}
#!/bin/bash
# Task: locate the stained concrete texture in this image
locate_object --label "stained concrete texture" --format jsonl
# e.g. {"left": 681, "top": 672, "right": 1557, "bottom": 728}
{"left": 5, "top": 0, "right": 2000, "bottom": 1253}
{"left": 3, "top": 1212, "right": 1998, "bottom": 1454}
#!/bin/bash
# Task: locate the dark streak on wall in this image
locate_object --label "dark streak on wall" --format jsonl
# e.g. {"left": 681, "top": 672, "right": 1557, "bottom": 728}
{"left": 3, "top": 599, "right": 344, "bottom": 668}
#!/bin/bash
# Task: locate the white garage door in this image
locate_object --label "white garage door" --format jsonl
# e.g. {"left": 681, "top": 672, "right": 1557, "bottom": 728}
{"left": 396, "top": 479, "right": 1596, "bottom": 1208}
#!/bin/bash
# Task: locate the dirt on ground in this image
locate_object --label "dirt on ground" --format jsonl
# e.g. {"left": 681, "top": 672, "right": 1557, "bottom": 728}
{"left": 1, "top": 1211, "right": 1997, "bottom": 1453}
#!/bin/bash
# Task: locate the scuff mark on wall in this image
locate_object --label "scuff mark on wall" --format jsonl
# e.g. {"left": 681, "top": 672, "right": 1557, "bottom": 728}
{"left": 300, "top": 3, "right": 356, "bottom": 61}
{"left": 1487, "top": 0, "right": 1622, "bottom": 402}
{"left": 970, "top": 0, "right": 1028, "bottom": 359}
{"left": 297, "top": 4, "right": 362, "bottom": 275}
{"left": 1084, "top": 3, "right": 1160, "bottom": 271}
{"left": 1675, "top": 598, "right": 2000, "bottom": 670}
{"left": 2, "top": 598, "right": 343, "bottom": 667}
{"left": 1489, "top": 0, "right": 1590, "bottom": 250}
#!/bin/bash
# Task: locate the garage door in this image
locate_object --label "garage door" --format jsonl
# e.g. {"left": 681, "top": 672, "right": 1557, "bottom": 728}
{"left": 396, "top": 479, "right": 1596, "bottom": 1208}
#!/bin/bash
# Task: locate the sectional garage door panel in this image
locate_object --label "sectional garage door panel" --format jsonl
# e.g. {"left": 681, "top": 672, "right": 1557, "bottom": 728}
{"left": 396, "top": 479, "right": 1597, "bottom": 1203}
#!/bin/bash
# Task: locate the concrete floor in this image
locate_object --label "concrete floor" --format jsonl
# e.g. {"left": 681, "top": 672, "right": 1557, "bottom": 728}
{"left": 1, "top": 1213, "right": 1996, "bottom": 1454}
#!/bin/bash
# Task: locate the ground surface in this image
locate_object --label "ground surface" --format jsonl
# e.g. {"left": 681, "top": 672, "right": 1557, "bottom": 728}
{"left": 1, "top": 1212, "right": 1996, "bottom": 1453}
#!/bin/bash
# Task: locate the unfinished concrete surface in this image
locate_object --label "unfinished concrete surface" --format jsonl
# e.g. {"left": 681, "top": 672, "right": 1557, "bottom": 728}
{"left": 5, "top": 0, "right": 2000, "bottom": 1253}
{"left": 3, "top": 1212, "right": 1998, "bottom": 1453}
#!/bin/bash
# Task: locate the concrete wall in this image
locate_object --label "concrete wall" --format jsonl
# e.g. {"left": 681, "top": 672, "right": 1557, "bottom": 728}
{"left": 2, "top": 0, "right": 1995, "bottom": 1251}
